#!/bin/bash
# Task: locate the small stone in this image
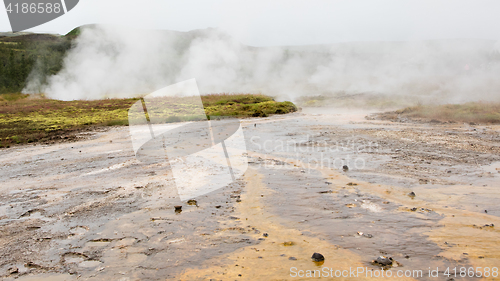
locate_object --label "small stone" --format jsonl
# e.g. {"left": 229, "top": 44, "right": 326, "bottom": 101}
{"left": 343, "top": 165, "right": 349, "bottom": 172}
{"left": 374, "top": 256, "right": 392, "bottom": 266}
{"left": 289, "top": 257, "right": 297, "bottom": 260}
{"left": 174, "top": 205, "right": 182, "bottom": 213}
{"left": 311, "top": 253, "right": 325, "bottom": 262}
{"left": 408, "top": 191, "right": 416, "bottom": 197}
{"left": 187, "top": 200, "right": 197, "bottom": 206}
{"left": 8, "top": 267, "right": 18, "bottom": 274}
{"left": 263, "top": 233, "right": 268, "bottom": 237}
{"left": 485, "top": 210, "right": 488, "bottom": 213}
{"left": 283, "top": 241, "right": 294, "bottom": 246}
{"left": 215, "top": 205, "right": 221, "bottom": 208}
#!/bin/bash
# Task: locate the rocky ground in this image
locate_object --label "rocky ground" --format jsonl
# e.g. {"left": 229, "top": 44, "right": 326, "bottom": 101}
{"left": 0, "top": 109, "right": 499, "bottom": 280}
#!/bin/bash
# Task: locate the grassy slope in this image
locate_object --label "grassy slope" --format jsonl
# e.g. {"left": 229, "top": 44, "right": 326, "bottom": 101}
{"left": 0, "top": 93, "right": 297, "bottom": 147}
{"left": 385, "top": 102, "right": 500, "bottom": 124}
{"left": 0, "top": 33, "right": 72, "bottom": 93}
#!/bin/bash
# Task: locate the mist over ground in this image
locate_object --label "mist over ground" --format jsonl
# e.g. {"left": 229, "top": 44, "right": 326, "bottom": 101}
{"left": 24, "top": 24, "right": 500, "bottom": 105}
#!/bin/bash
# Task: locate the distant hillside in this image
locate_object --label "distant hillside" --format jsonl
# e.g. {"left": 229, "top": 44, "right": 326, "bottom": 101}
{"left": 0, "top": 30, "right": 72, "bottom": 93}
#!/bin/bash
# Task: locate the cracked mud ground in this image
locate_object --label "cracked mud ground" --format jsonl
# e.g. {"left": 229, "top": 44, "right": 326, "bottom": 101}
{"left": 1, "top": 108, "right": 499, "bottom": 280}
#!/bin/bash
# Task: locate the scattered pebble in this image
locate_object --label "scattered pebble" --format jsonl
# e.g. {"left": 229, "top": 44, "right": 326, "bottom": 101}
{"left": 343, "top": 165, "right": 349, "bottom": 172}
{"left": 371, "top": 256, "right": 402, "bottom": 268}
{"left": 174, "top": 206, "right": 182, "bottom": 213}
{"left": 311, "top": 253, "right": 325, "bottom": 262}
{"left": 187, "top": 200, "right": 197, "bottom": 206}
{"left": 8, "top": 267, "right": 18, "bottom": 274}
{"left": 288, "top": 257, "right": 297, "bottom": 260}
{"left": 408, "top": 191, "right": 416, "bottom": 198}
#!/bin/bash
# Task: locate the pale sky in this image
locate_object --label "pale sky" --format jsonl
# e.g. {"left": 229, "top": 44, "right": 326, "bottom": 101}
{"left": 1, "top": 0, "right": 500, "bottom": 46}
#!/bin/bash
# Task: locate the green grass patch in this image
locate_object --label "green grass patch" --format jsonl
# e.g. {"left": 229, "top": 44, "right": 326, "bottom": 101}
{"left": 0, "top": 93, "right": 297, "bottom": 147}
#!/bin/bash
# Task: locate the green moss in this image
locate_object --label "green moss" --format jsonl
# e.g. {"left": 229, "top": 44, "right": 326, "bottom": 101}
{"left": 0, "top": 94, "right": 297, "bottom": 147}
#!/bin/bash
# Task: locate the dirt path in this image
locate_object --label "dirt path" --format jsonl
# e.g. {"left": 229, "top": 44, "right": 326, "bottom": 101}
{"left": 1, "top": 109, "right": 499, "bottom": 280}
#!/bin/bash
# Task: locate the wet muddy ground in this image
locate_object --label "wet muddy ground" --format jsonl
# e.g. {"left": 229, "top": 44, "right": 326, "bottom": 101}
{"left": 1, "top": 108, "right": 499, "bottom": 280}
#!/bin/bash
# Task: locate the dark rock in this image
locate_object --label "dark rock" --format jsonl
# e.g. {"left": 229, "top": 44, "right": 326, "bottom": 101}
{"left": 263, "top": 233, "right": 268, "bottom": 237}
{"left": 289, "top": 257, "right": 297, "bottom": 260}
{"left": 215, "top": 205, "right": 221, "bottom": 208}
{"left": 408, "top": 191, "right": 416, "bottom": 197}
{"left": 174, "top": 205, "right": 182, "bottom": 213}
{"left": 343, "top": 165, "right": 349, "bottom": 172}
{"left": 311, "top": 252, "right": 325, "bottom": 262}
{"left": 187, "top": 199, "right": 197, "bottom": 206}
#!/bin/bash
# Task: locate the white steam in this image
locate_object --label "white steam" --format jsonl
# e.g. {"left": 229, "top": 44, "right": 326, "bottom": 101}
{"left": 23, "top": 24, "right": 500, "bottom": 103}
